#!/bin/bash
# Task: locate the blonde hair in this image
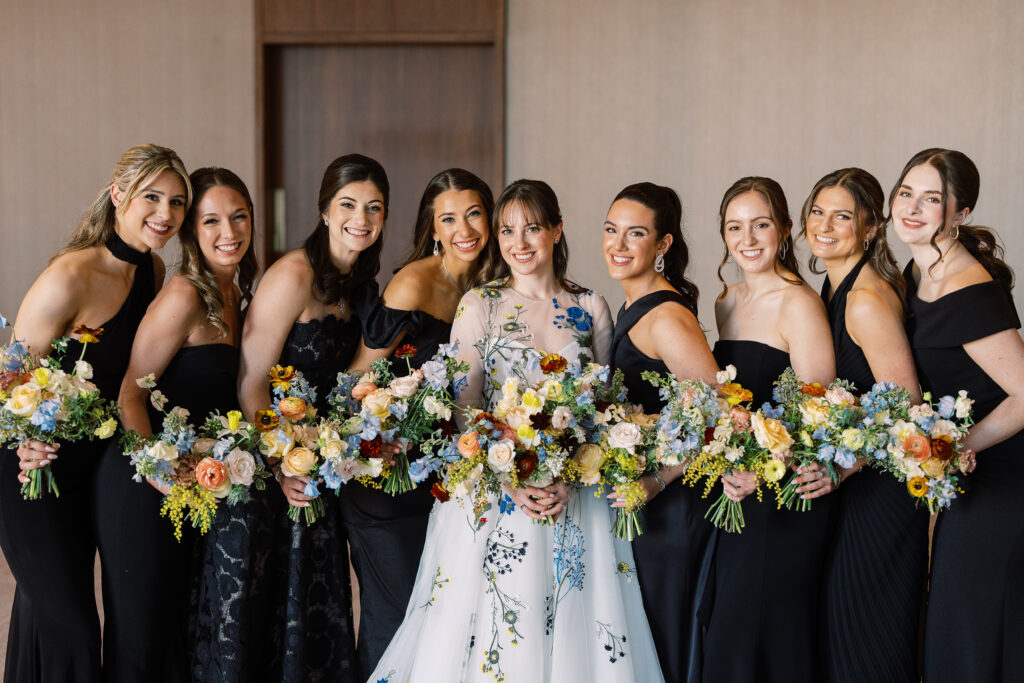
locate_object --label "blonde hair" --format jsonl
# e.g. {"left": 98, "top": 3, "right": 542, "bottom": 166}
{"left": 53, "top": 144, "right": 192, "bottom": 262}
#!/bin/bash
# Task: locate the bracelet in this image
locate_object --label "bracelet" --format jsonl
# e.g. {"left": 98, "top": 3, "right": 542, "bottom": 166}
{"left": 651, "top": 469, "right": 667, "bottom": 492}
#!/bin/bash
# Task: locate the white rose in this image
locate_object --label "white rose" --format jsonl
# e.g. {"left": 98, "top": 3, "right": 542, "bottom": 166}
{"left": 74, "top": 360, "right": 94, "bottom": 380}
{"left": 423, "top": 395, "right": 452, "bottom": 421}
{"left": 954, "top": 390, "right": 974, "bottom": 419}
{"left": 148, "top": 440, "right": 179, "bottom": 463}
{"left": 504, "top": 405, "right": 531, "bottom": 430}
{"left": 716, "top": 364, "right": 737, "bottom": 384}
{"left": 550, "top": 405, "right": 572, "bottom": 430}
{"left": 607, "top": 422, "right": 642, "bottom": 452}
{"left": 362, "top": 388, "right": 392, "bottom": 419}
{"left": 388, "top": 374, "right": 422, "bottom": 399}
{"left": 453, "top": 463, "right": 485, "bottom": 498}
{"left": 321, "top": 431, "right": 347, "bottom": 462}
{"left": 360, "top": 457, "right": 384, "bottom": 478}
{"left": 225, "top": 448, "right": 255, "bottom": 486}
{"left": 487, "top": 439, "right": 516, "bottom": 473}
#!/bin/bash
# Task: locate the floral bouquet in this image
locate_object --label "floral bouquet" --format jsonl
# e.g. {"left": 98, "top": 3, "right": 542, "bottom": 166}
{"left": 0, "top": 317, "right": 120, "bottom": 499}
{"left": 859, "top": 383, "right": 975, "bottom": 512}
{"left": 191, "top": 409, "right": 273, "bottom": 503}
{"left": 769, "top": 368, "right": 864, "bottom": 511}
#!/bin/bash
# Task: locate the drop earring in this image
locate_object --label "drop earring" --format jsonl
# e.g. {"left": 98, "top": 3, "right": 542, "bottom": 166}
{"left": 654, "top": 253, "right": 665, "bottom": 273}
{"left": 433, "top": 239, "right": 440, "bottom": 256}
{"left": 779, "top": 240, "right": 789, "bottom": 260}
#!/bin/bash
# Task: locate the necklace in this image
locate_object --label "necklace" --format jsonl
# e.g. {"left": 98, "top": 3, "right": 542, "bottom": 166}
{"left": 441, "top": 255, "right": 467, "bottom": 295}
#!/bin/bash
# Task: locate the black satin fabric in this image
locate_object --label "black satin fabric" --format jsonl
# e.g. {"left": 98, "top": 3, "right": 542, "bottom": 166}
{"left": 819, "top": 258, "right": 929, "bottom": 683}
{"left": 699, "top": 340, "right": 836, "bottom": 683}
{"left": 611, "top": 290, "right": 712, "bottom": 683}
{"left": 343, "top": 300, "right": 449, "bottom": 677}
{"left": 905, "top": 264, "right": 1024, "bottom": 683}
{"left": 0, "top": 233, "right": 154, "bottom": 683}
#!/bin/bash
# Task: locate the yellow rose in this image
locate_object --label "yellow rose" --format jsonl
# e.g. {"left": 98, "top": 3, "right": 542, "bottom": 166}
{"left": 321, "top": 431, "right": 347, "bottom": 461}
{"left": 751, "top": 413, "right": 794, "bottom": 456}
{"left": 5, "top": 382, "right": 41, "bottom": 417}
{"left": 93, "top": 417, "right": 117, "bottom": 439}
{"left": 840, "top": 427, "right": 865, "bottom": 451}
{"left": 798, "top": 397, "right": 830, "bottom": 426}
{"left": 362, "top": 388, "right": 392, "bottom": 420}
{"left": 576, "top": 443, "right": 607, "bottom": 485}
{"left": 281, "top": 447, "right": 317, "bottom": 478}
{"left": 920, "top": 457, "right": 947, "bottom": 479}
{"left": 259, "top": 427, "right": 294, "bottom": 459}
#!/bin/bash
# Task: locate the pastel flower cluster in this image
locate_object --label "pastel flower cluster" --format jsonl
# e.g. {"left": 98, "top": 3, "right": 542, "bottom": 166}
{"left": 0, "top": 319, "right": 119, "bottom": 499}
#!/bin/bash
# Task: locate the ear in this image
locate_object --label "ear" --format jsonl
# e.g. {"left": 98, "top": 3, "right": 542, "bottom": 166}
{"left": 320, "top": 212, "right": 328, "bottom": 227}
{"left": 109, "top": 183, "right": 124, "bottom": 209}
{"left": 657, "top": 232, "right": 674, "bottom": 255}
{"left": 553, "top": 222, "right": 564, "bottom": 243}
{"left": 865, "top": 223, "right": 880, "bottom": 242}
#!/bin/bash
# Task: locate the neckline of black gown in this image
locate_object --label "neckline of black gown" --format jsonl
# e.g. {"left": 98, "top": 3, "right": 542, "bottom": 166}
{"left": 714, "top": 337, "right": 787, "bottom": 355}
{"left": 612, "top": 289, "right": 689, "bottom": 353}
{"left": 821, "top": 253, "right": 870, "bottom": 308}
{"left": 902, "top": 260, "right": 1003, "bottom": 305}
{"left": 105, "top": 230, "right": 151, "bottom": 266}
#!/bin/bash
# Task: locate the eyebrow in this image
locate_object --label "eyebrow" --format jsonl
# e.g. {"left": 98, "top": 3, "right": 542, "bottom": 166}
{"left": 440, "top": 204, "right": 483, "bottom": 217}
{"left": 900, "top": 184, "right": 941, "bottom": 195}
{"left": 340, "top": 196, "right": 384, "bottom": 204}
{"left": 811, "top": 203, "right": 851, "bottom": 213}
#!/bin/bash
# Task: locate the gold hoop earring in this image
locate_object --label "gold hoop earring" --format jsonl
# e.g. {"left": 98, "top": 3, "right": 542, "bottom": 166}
{"left": 951, "top": 224, "right": 960, "bottom": 240}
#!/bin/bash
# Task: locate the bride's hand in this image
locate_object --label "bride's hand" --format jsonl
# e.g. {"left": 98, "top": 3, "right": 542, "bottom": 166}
{"left": 507, "top": 481, "right": 569, "bottom": 520}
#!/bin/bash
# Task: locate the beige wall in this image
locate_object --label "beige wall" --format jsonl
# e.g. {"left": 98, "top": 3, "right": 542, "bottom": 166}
{"left": 507, "top": 0, "right": 1024, "bottom": 335}
{"left": 0, "top": 0, "right": 257, "bottom": 319}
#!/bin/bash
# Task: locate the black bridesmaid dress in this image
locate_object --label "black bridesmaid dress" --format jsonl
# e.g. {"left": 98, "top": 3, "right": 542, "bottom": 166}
{"left": 904, "top": 264, "right": 1024, "bottom": 683}
{"left": 0, "top": 233, "right": 154, "bottom": 682}
{"left": 699, "top": 340, "right": 836, "bottom": 683}
{"left": 342, "top": 301, "right": 449, "bottom": 678}
{"left": 611, "top": 290, "right": 712, "bottom": 683}
{"left": 819, "top": 256, "right": 929, "bottom": 683}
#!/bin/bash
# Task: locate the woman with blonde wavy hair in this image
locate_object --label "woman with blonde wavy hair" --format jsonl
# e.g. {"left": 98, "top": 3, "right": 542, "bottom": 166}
{"left": 0, "top": 144, "right": 191, "bottom": 682}
{"left": 114, "top": 166, "right": 258, "bottom": 681}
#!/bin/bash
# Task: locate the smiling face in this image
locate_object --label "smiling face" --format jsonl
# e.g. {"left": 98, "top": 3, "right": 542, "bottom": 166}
{"left": 113, "top": 169, "right": 188, "bottom": 251}
{"left": 723, "top": 191, "right": 784, "bottom": 274}
{"left": 804, "top": 185, "right": 872, "bottom": 262}
{"left": 321, "top": 179, "right": 385, "bottom": 253}
{"left": 602, "top": 199, "right": 669, "bottom": 281}
{"left": 194, "top": 185, "right": 252, "bottom": 274}
{"left": 497, "top": 200, "right": 561, "bottom": 281}
{"left": 890, "top": 163, "right": 967, "bottom": 247}
{"left": 433, "top": 188, "right": 489, "bottom": 265}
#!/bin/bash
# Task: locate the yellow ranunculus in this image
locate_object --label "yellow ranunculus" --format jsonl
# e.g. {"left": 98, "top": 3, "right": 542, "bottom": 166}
{"left": 576, "top": 443, "right": 607, "bottom": 485}
{"left": 94, "top": 418, "right": 117, "bottom": 439}
{"left": 763, "top": 459, "right": 786, "bottom": 482}
{"left": 281, "top": 447, "right": 317, "bottom": 478}
{"left": 5, "top": 383, "right": 42, "bottom": 417}
{"left": 227, "top": 410, "right": 242, "bottom": 431}
{"left": 751, "top": 413, "right": 794, "bottom": 456}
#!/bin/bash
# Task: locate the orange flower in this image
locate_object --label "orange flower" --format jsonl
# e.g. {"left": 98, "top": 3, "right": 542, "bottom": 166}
{"left": 801, "top": 383, "right": 826, "bottom": 397}
{"left": 930, "top": 437, "right": 954, "bottom": 461}
{"left": 457, "top": 431, "right": 480, "bottom": 459}
{"left": 395, "top": 344, "right": 417, "bottom": 359}
{"left": 907, "top": 477, "right": 928, "bottom": 498}
{"left": 540, "top": 354, "right": 567, "bottom": 374}
{"left": 255, "top": 409, "right": 279, "bottom": 432}
{"left": 903, "top": 434, "right": 932, "bottom": 461}
{"left": 719, "top": 382, "right": 753, "bottom": 406}
{"left": 195, "top": 457, "right": 231, "bottom": 496}
{"left": 269, "top": 365, "right": 295, "bottom": 391}
{"left": 278, "top": 396, "right": 308, "bottom": 422}
{"left": 73, "top": 324, "right": 103, "bottom": 344}
{"left": 431, "top": 481, "right": 450, "bottom": 502}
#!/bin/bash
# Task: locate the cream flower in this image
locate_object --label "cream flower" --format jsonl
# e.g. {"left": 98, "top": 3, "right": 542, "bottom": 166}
{"left": 225, "top": 448, "right": 256, "bottom": 486}
{"left": 362, "top": 388, "right": 392, "bottom": 420}
{"left": 74, "top": 360, "right": 94, "bottom": 380}
{"left": 576, "top": 443, "right": 607, "bottom": 485}
{"left": 751, "top": 413, "right": 793, "bottom": 456}
{"left": 954, "top": 390, "right": 974, "bottom": 419}
{"left": 487, "top": 439, "right": 516, "bottom": 473}
{"left": 4, "top": 382, "right": 41, "bottom": 416}
{"left": 824, "top": 385, "right": 856, "bottom": 407}
{"left": 550, "top": 405, "right": 572, "bottom": 430}
{"left": 716, "top": 364, "right": 737, "bottom": 384}
{"left": 147, "top": 440, "right": 179, "bottom": 463}
{"left": 388, "top": 374, "right": 421, "bottom": 399}
{"left": 798, "top": 397, "right": 830, "bottom": 426}
{"left": 607, "top": 422, "right": 643, "bottom": 453}
{"left": 281, "top": 447, "right": 317, "bottom": 478}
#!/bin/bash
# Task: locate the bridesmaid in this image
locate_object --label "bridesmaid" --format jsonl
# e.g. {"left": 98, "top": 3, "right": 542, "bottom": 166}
{"left": 798, "top": 168, "right": 927, "bottom": 683}
{"left": 238, "top": 153, "right": 388, "bottom": 682}
{"left": 891, "top": 149, "right": 1024, "bottom": 682}
{"left": 603, "top": 182, "right": 719, "bottom": 683}
{"left": 344, "top": 168, "right": 496, "bottom": 678}
{"left": 114, "top": 167, "right": 259, "bottom": 681}
{"left": 700, "top": 177, "right": 835, "bottom": 683}
{"left": 0, "top": 144, "right": 190, "bottom": 682}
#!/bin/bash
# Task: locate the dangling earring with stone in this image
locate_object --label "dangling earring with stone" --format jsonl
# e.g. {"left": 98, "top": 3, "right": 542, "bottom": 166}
{"left": 654, "top": 252, "right": 665, "bottom": 273}
{"left": 433, "top": 239, "right": 440, "bottom": 256}
{"left": 779, "top": 240, "right": 789, "bottom": 261}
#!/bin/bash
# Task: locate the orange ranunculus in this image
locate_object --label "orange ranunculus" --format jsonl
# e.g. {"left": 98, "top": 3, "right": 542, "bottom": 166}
{"left": 351, "top": 381, "right": 377, "bottom": 401}
{"left": 278, "top": 396, "right": 308, "bottom": 422}
{"left": 719, "top": 382, "right": 753, "bottom": 406}
{"left": 457, "top": 432, "right": 480, "bottom": 459}
{"left": 801, "top": 383, "right": 827, "bottom": 397}
{"left": 903, "top": 434, "right": 932, "bottom": 461}
{"left": 930, "top": 437, "right": 954, "bottom": 461}
{"left": 195, "top": 457, "right": 231, "bottom": 497}
{"left": 540, "top": 353, "right": 568, "bottom": 374}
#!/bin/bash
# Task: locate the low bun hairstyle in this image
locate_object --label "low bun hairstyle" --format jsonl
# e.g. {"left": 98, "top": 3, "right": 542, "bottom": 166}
{"left": 612, "top": 182, "right": 699, "bottom": 315}
{"left": 801, "top": 167, "right": 905, "bottom": 302}
{"left": 716, "top": 176, "right": 803, "bottom": 299}
{"left": 888, "top": 148, "right": 1013, "bottom": 292}
{"left": 303, "top": 153, "right": 389, "bottom": 305}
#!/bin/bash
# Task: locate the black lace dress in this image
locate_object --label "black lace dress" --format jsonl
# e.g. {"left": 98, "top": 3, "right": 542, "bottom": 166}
{"left": 0, "top": 233, "right": 154, "bottom": 683}
{"left": 699, "top": 340, "right": 836, "bottom": 683}
{"left": 611, "top": 291, "right": 712, "bottom": 683}
{"left": 343, "top": 301, "right": 450, "bottom": 678}
{"left": 905, "top": 264, "right": 1024, "bottom": 683}
{"left": 819, "top": 256, "right": 929, "bottom": 683}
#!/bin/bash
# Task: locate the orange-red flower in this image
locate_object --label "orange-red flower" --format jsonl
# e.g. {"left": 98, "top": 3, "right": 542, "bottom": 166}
{"left": 540, "top": 353, "right": 567, "bottom": 374}
{"left": 903, "top": 434, "right": 932, "bottom": 461}
{"left": 360, "top": 435, "right": 383, "bottom": 458}
{"left": 195, "top": 457, "right": 230, "bottom": 493}
{"left": 431, "top": 481, "right": 450, "bottom": 502}
{"left": 395, "top": 344, "right": 417, "bottom": 360}
{"left": 931, "top": 437, "right": 954, "bottom": 461}
{"left": 73, "top": 324, "right": 103, "bottom": 344}
{"left": 801, "top": 383, "right": 827, "bottom": 397}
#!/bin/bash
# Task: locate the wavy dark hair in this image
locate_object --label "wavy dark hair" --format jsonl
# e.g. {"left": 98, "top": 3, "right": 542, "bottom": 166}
{"left": 611, "top": 182, "right": 699, "bottom": 315}
{"left": 304, "top": 153, "right": 389, "bottom": 305}
{"left": 178, "top": 167, "right": 259, "bottom": 338}
{"left": 481, "top": 179, "right": 584, "bottom": 293}
{"left": 397, "top": 168, "right": 498, "bottom": 288}
{"left": 801, "top": 167, "right": 905, "bottom": 302}
{"left": 716, "top": 176, "right": 803, "bottom": 299}
{"left": 888, "top": 148, "right": 1013, "bottom": 292}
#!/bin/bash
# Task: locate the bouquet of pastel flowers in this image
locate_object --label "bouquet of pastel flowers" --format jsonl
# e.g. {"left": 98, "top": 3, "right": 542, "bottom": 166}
{"left": 0, "top": 316, "right": 120, "bottom": 499}
{"left": 858, "top": 383, "right": 975, "bottom": 512}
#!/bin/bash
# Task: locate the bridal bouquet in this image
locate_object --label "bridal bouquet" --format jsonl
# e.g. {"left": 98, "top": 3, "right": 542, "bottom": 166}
{"left": 859, "top": 383, "right": 975, "bottom": 512}
{"left": 0, "top": 317, "right": 119, "bottom": 499}
{"left": 191, "top": 409, "right": 273, "bottom": 504}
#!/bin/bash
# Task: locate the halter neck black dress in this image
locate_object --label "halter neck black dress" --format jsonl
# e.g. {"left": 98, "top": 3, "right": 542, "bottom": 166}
{"left": 819, "top": 256, "right": 929, "bottom": 683}
{"left": 611, "top": 290, "right": 712, "bottom": 683}
{"left": 700, "top": 340, "right": 836, "bottom": 683}
{"left": 904, "top": 263, "right": 1024, "bottom": 683}
{"left": 0, "top": 233, "right": 155, "bottom": 683}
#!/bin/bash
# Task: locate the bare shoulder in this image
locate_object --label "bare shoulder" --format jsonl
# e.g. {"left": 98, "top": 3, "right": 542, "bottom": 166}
{"left": 259, "top": 249, "right": 313, "bottom": 293}
{"left": 847, "top": 283, "right": 900, "bottom": 327}
{"left": 27, "top": 249, "right": 101, "bottom": 304}
{"left": 649, "top": 300, "right": 700, "bottom": 336}
{"left": 714, "top": 284, "right": 737, "bottom": 320}
{"left": 948, "top": 260, "right": 995, "bottom": 291}
{"left": 153, "top": 273, "right": 203, "bottom": 312}
{"left": 382, "top": 259, "right": 436, "bottom": 310}
{"left": 781, "top": 281, "right": 827, "bottom": 317}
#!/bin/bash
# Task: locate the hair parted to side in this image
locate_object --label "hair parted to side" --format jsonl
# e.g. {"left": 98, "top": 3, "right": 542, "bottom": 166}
{"left": 800, "top": 167, "right": 906, "bottom": 302}
{"left": 397, "top": 168, "right": 498, "bottom": 288}
{"left": 612, "top": 182, "right": 700, "bottom": 315}
{"left": 178, "top": 167, "right": 260, "bottom": 338}
{"left": 716, "top": 176, "right": 803, "bottom": 299}
{"left": 303, "top": 153, "right": 389, "bottom": 305}
{"left": 54, "top": 144, "right": 192, "bottom": 262}
{"left": 888, "top": 148, "right": 1013, "bottom": 292}
{"left": 481, "top": 179, "right": 584, "bottom": 293}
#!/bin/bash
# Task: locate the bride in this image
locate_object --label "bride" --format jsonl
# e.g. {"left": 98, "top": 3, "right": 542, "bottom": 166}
{"left": 371, "top": 179, "right": 664, "bottom": 682}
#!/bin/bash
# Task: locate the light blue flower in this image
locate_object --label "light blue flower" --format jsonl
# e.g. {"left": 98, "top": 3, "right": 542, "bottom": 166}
{"left": 359, "top": 414, "right": 381, "bottom": 441}
{"left": 320, "top": 461, "right": 342, "bottom": 490}
{"left": 408, "top": 457, "right": 431, "bottom": 483}
{"left": 213, "top": 439, "right": 232, "bottom": 459}
{"left": 818, "top": 444, "right": 836, "bottom": 462}
{"left": 29, "top": 399, "right": 59, "bottom": 432}
{"left": 834, "top": 447, "right": 856, "bottom": 469}
{"left": 937, "top": 395, "right": 956, "bottom": 419}
{"left": 812, "top": 426, "right": 828, "bottom": 440}
{"left": 680, "top": 434, "right": 700, "bottom": 451}
{"left": 421, "top": 360, "right": 448, "bottom": 390}
{"left": 438, "top": 340, "right": 459, "bottom": 358}
{"left": 303, "top": 479, "right": 321, "bottom": 497}
{"left": 388, "top": 402, "right": 408, "bottom": 420}
{"left": 382, "top": 428, "right": 397, "bottom": 443}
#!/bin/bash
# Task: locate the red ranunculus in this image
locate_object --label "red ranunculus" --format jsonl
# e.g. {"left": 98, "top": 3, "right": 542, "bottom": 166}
{"left": 431, "top": 481, "right": 450, "bottom": 502}
{"left": 395, "top": 344, "right": 418, "bottom": 359}
{"left": 360, "top": 435, "right": 383, "bottom": 458}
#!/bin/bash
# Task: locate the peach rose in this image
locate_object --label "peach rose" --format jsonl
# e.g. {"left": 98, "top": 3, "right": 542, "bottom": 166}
{"left": 487, "top": 439, "right": 516, "bottom": 473}
{"left": 388, "top": 374, "right": 421, "bottom": 399}
{"left": 351, "top": 381, "right": 377, "bottom": 402}
{"left": 576, "top": 443, "right": 607, "bottom": 485}
{"left": 192, "top": 438, "right": 219, "bottom": 455}
{"left": 729, "top": 405, "right": 752, "bottom": 432}
{"left": 751, "top": 413, "right": 793, "bottom": 456}
{"left": 278, "top": 396, "right": 308, "bottom": 422}
{"left": 4, "top": 382, "right": 41, "bottom": 416}
{"left": 281, "top": 447, "right": 317, "bottom": 478}
{"left": 457, "top": 432, "right": 480, "bottom": 459}
{"left": 196, "top": 457, "right": 232, "bottom": 498}
{"left": 362, "top": 388, "right": 392, "bottom": 420}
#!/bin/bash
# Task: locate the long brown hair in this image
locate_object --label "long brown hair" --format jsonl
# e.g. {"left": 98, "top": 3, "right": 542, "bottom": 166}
{"left": 178, "top": 167, "right": 259, "bottom": 338}
{"left": 303, "top": 153, "right": 388, "bottom": 305}
{"left": 397, "top": 168, "right": 498, "bottom": 288}
{"left": 53, "top": 144, "right": 192, "bottom": 262}
{"left": 801, "top": 167, "right": 905, "bottom": 302}
{"left": 716, "top": 176, "right": 803, "bottom": 299}
{"left": 888, "top": 148, "right": 1013, "bottom": 292}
